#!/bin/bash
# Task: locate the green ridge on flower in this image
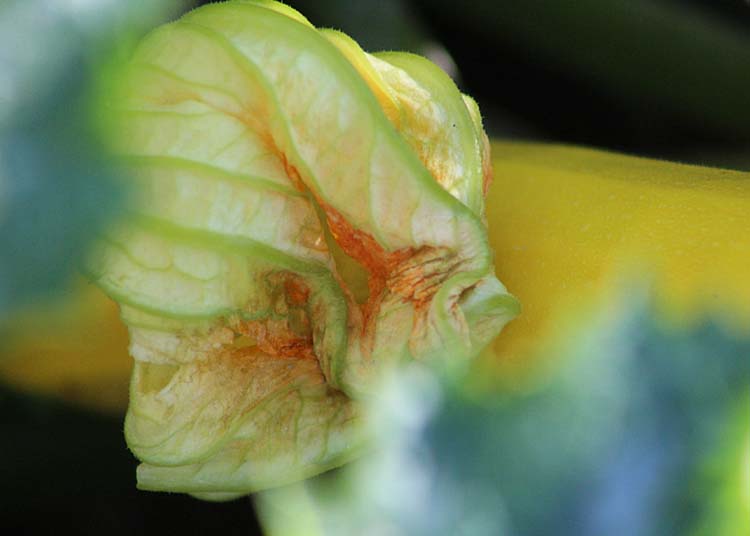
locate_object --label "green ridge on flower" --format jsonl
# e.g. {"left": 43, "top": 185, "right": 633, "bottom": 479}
{"left": 85, "top": 0, "right": 517, "bottom": 495}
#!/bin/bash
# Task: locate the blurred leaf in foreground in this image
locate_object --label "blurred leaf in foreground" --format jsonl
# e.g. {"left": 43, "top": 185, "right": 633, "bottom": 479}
{"left": 258, "top": 298, "right": 750, "bottom": 535}
{"left": 0, "top": 0, "right": 182, "bottom": 316}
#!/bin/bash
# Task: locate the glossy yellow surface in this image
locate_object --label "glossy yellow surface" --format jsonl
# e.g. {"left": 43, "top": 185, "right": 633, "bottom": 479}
{"left": 484, "top": 142, "right": 750, "bottom": 371}
{"left": 2, "top": 142, "right": 749, "bottom": 410}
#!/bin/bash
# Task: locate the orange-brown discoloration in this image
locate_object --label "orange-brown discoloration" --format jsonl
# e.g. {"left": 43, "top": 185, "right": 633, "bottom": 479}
{"left": 284, "top": 278, "right": 310, "bottom": 306}
{"left": 313, "top": 197, "right": 460, "bottom": 360}
{"left": 222, "top": 274, "right": 317, "bottom": 361}
{"left": 481, "top": 131, "right": 493, "bottom": 196}
{"left": 238, "top": 319, "right": 315, "bottom": 360}
{"left": 181, "top": 115, "right": 463, "bottom": 367}
{"left": 280, "top": 153, "right": 307, "bottom": 193}
{"left": 386, "top": 248, "right": 460, "bottom": 309}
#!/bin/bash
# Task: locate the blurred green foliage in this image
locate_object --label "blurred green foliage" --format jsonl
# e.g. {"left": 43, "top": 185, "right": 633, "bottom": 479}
{"left": 260, "top": 299, "right": 750, "bottom": 535}
{"left": 0, "top": 0, "right": 183, "bottom": 317}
